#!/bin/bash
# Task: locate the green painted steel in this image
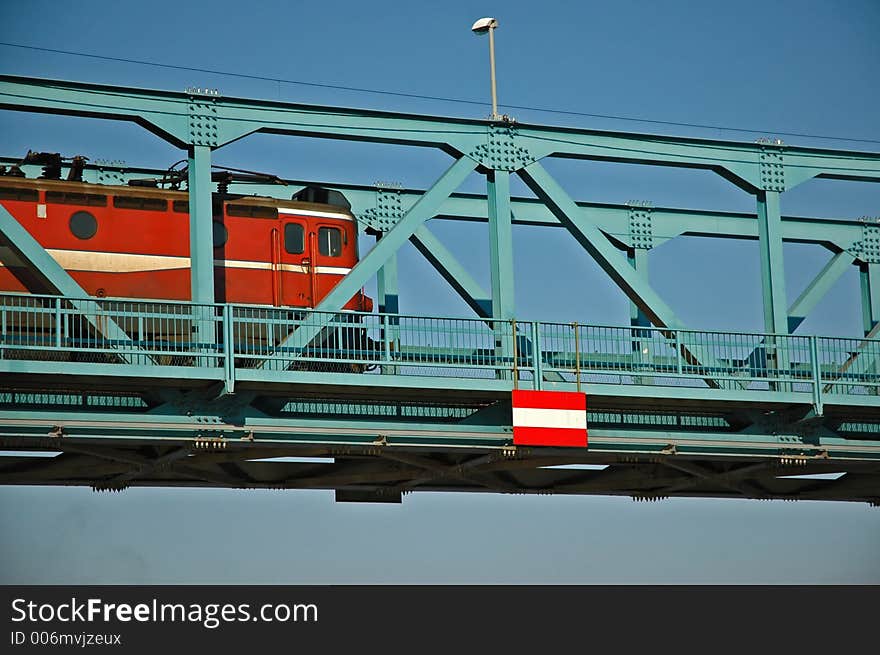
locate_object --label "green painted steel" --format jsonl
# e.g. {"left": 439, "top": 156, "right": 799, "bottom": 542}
{"left": 2, "top": 76, "right": 880, "bottom": 502}
{"left": 2, "top": 75, "right": 876, "bottom": 177}
{"left": 0, "top": 404, "right": 878, "bottom": 501}
{"left": 756, "top": 191, "right": 788, "bottom": 335}
{"left": 187, "top": 145, "right": 215, "bottom": 305}
{"left": 410, "top": 225, "right": 492, "bottom": 317}
{"left": 860, "top": 263, "right": 880, "bottom": 336}
{"left": 487, "top": 170, "right": 515, "bottom": 321}
{"left": 518, "top": 161, "right": 686, "bottom": 329}
{"left": 1, "top": 156, "right": 871, "bottom": 250}
{"left": 375, "top": 247, "right": 400, "bottom": 376}
{"left": 376, "top": 252, "right": 400, "bottom": 315}
{"left": 788, "top": 251, "right": 855, "bottom": 332}
{"left": 2, "top": 408, "right": 879, "bottom": 457}
{"left": 263, "top": 156, "right": 477, "bottom": 359}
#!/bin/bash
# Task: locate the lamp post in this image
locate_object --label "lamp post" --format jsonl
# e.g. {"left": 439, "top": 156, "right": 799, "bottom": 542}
{"left": 471, "top": 17, "right": 500, "bottom": 121}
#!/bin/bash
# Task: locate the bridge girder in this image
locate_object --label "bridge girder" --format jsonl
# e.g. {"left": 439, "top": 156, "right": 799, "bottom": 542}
{"left": 1, "top": 77, "right": 880, "bottom": 502}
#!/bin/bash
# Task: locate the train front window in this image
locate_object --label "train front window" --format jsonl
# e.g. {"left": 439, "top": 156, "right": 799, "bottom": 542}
{"left": 318, "top": 227, "right": 342, "bottom": 257}
{"left": 284, "top": 223, "right": 304, "bottom": 254}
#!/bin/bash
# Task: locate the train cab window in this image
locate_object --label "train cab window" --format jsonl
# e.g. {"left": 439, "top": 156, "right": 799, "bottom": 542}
{"left": 318, "top": 227, "right": 343, "bottom": 257}
{"left": 113, "top": 196, "right": 168, "bottom": 211}
{"left": 46, "top": 191, "right": 106, "bottom": 206}
{"left": 69, "top": 211, "right": 98, "bottom": 240}
{"left": 284, "top": 223, "right": 304, "bottom": 254}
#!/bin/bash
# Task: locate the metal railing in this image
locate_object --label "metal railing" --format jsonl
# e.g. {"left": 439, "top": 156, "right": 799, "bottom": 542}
{"left": 1, "top": 293, "right": 878, "bottom": 404}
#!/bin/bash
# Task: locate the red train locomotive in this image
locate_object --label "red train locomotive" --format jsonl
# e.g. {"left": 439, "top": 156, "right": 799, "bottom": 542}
{"left": 0, "top": 154, "right": 372, "bottom": 313}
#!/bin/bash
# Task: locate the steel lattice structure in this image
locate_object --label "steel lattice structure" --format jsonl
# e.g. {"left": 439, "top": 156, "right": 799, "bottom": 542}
{"left": 0, "top": 75, "right": 878, "bottom": 504}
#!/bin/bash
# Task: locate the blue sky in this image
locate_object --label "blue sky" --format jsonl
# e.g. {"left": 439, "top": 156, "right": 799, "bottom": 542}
{"left": 0, "top": 0, "right": 878, "bottom": 583}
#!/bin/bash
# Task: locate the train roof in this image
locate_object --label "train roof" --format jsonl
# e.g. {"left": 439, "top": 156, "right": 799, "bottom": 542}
{"left": 0, "top": 176, "right": 356, "bottom": 219}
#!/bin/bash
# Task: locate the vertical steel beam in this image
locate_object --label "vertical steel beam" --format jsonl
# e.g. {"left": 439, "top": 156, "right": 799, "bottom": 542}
{"left": 860, "top": 263, "right": 880, "bottom": 336}
{"left": 488, "top": 170, "right": 514, "bottom": 379}
{"left": 376, "top": 243, "right": 400, "bottom": 375}
{"left": 756, "top": 191, "right": 788, "bottom": 335}
{"left": 857, "top": 264, "right": 880, "bottom": 394}
{"left": 756, "top": 190, "right": 789, "bottom": 387}
{"left": 187, "top": 145, "right": 215, "bottom": 304}
{"left": 487, "top": 170, "right": 515, "bottom": 320}
{"left": 187, "top": 146, "right": 215, "bottom": 360}
{"left": 628, "top": 249, "right": 651, "bottom": 329}
{"left": 629, "top": 248, "right": 652, "bottom": 384}
{"left": 376, "top": 249, "right": 400, "bottom": 315}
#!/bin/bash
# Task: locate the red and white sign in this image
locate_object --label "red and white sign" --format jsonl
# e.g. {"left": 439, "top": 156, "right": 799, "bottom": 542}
{"left": 512, "top": 390, "right": 588, "bottom": 447}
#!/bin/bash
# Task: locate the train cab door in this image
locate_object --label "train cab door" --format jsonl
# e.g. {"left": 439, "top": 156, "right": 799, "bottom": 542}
{"left": 312, "top": 222, "right": 348, "bottom": 305}
{"left": 277, "top": 217, "right": 311, "bottom": 307}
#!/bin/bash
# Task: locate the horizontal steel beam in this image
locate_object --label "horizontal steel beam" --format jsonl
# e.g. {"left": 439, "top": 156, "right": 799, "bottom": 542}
{"left": 0, "top": 158, "right": 868, "bottom": 251}
{"left": 2, "top": 76, "right": 878, "bottom": 187}
{"left": 1, "top": 433, "right": 877, "bottom": 502}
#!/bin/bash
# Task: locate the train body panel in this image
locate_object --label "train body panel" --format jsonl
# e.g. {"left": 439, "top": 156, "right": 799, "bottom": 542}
{"left": 0, "top": 177, "right": 371, "bottom": 312}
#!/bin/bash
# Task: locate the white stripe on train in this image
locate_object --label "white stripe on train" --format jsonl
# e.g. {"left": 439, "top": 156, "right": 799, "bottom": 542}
{"left": 0, "top": 247, "right": 352, "bottom": 275}
{"left": 277, "top": 208, "right": 355, "bottom": 221}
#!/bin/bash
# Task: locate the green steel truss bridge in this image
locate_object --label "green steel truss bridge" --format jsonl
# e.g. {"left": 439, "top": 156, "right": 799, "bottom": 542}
{"left": 0, "top": 75, "right": 879, "bottom": 504}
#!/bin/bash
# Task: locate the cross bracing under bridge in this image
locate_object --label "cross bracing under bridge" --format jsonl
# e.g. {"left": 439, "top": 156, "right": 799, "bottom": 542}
{"left": 0, "top": 76, "right": 879, "bottom": 503}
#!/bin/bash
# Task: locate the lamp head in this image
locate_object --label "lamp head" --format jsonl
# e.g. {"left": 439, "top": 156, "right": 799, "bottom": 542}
{"left": 471, "top": 17, "right": 498, "bottom": 34}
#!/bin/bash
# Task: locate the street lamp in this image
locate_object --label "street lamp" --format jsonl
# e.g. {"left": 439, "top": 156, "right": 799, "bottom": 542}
{"left": 471, "top": 17, "right": 500, "bottom": 121}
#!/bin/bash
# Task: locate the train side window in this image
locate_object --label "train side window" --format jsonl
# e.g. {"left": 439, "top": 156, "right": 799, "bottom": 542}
{"left": 284, "top": 223, "right": 304, "bottom": 254}
{"left": 0, "top": 187, "right": 38, "bottom": 201}
{"left": 113, "top": 196, "right": 168, "bottom": 211}
{"left": 227, "top": 204, "right": 279, "bottom": 219}
{"left": 318, "top": 227, "right": 342, "bottom": 257}
{"left": 46, "top": 191, "right": 107, "bottom": 206}
{"left": 172, "top": 200, "right": 189, "bottom": 213}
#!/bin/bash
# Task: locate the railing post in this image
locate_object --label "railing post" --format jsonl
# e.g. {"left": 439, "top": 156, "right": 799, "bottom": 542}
{"left": 810, "top": 335, "right": 823, "bottom": 415}
{"left": 54, "top": 296, "right": 62, "bottom": 349}
{"left": 222, "top": 304, "right": 235, "bottom": 394}
{"left": 573, "top": 321, "right": 582, "bottom": 392}
{"left": 775, "top": 333, "right": 792, "bottom": 393}
{"left": 532, "top": 321, "right": 543, "bottom": 391}
{"left": 511, "top": 320, "right": 519, "bottom": 389}
{"left": 382, "top": 313, "right": 396, "bottom": 375}
{"left": 675, "top": 331, "right": 683, "bottom": 376}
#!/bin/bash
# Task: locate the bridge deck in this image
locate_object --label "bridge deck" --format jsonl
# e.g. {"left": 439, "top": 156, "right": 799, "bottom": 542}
{"left": 1, "top": 293, "right": 879, "bottom": 504}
